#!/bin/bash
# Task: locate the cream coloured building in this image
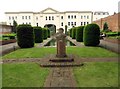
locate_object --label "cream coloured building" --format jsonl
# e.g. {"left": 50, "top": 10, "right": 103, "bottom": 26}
{"left": 5, "top": 8, "right": 109, "bottom": 32}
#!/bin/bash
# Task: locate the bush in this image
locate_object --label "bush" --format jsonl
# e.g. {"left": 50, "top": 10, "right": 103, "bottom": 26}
{"left": 76, "top": 26, "right": 84, "bottom": 42}
{"left": 72, "top": 27, "right": 76, "bottom": 39}
{"left": 17, "top": 24, "right": 34, "bottom": 48}
{"left": 83, "top": 24, "right": 100, "bottom": 46}
{"left": 106, "top": 32, "right": 120, "bottom": 37}
{"left": 69, "top": 29, "right": 72, "bottom": 37}
{"left": 2, "top": 33, "right": 16, "bottom": 40}
{"left": 42, "top": 28, "right": 48, "bottom": 40}
{"left": 33, "top": 26, "right": 43, "bottom": 43}
{"left": 103, "top": 22, "right": 108, "bottom": 31}
{"left": 48, "top": 29, "right": 50, "bottom": 38}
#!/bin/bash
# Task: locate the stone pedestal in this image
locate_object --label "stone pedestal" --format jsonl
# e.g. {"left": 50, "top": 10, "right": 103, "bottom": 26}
{"left": 56, "top": 40, "right": 67, "bottom": 58}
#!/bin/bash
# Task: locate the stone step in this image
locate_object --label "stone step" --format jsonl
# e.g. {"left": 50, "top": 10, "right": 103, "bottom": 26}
{"left": 40, "top": 62, "right": 84, "bottom": 67}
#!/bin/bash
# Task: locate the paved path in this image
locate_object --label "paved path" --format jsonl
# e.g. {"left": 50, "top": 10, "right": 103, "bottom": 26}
{"left": 44, "top": 67, "right": 77, "bottom": 87}
{"left": 0, "top": 42, "right": 19, "bottom": 56}
{"left": 36, "top": 38, "right": 53, "bottom": 48}
{"left": 99, "top": 40, "right": 120, "bottom": 54}
{"left": 67, "top": 36, "right": 84, "bottom": 47}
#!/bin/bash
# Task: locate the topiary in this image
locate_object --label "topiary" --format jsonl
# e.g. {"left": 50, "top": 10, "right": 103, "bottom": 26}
{"left": 83, "top": 23, "right": 100, "bottom": 46}
{"left": 42, "top": 28, "right": 48, "bottom": 40}
{"left": 48, "top": 29, "right": 50, "bottom": 38}
{"left": 17, "top": 24, "right": 34, "bottom": 48}
{"left": 33, "top": 26, "right": 43, "bottom": 43}
{"left": 76, "top": 26, "right": 85, "bottom": 42}
{"left": 72, "top": 27, "right": 76, "bottom": 39}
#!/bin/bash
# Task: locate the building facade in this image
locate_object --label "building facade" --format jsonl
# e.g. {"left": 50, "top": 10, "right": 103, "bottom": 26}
{"left": 5, "top": 8, "right": 109, "bottom": 31}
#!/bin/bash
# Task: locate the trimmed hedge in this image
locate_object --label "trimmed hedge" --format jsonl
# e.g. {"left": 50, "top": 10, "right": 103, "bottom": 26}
{"left": 42, "top": 28, "right": 48, "bottom": 40}
{"left": 72, "top": 27, "right": 76, "bottom": 39}
{"left": 48, "top": 29, "right": 50, "bottom": 38}
{"left": 76, "top": 26, "right": 84, "bottom": 42}
{"left": 106, "top": 32, "right": 120, "bottom": 37}
{"left": 83, "top": 24, "right": 100, "bottom": 46}
{"left": 2, "top": 33, "right": 16, "bottom": 40}
{"left": 17, "top": 24, "right": 34, "bottom": 48}
{"left": 69, "top": 29, "right": 72, "bottom": 37}
{"left": 33, "top": 26, "right": 43, "bottom": 43}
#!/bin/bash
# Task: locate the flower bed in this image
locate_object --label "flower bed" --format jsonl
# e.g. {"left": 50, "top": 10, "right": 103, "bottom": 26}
{"left": 0, "top": 39, "right": 16, "bottom": 45}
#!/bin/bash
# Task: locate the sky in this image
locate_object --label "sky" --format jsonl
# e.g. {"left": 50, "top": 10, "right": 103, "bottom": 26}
{"left": 0, "top": 0, "right": 119, "bottom": 22}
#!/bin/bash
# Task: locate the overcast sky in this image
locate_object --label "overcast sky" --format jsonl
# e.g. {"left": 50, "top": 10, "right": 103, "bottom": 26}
{"left": 0, "top": 0, "right": 119, "bottom": 22}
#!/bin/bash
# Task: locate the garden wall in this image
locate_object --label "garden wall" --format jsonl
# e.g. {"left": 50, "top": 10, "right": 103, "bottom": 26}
{"left": 93, "top": 13, "right": 120, "bottom": 32}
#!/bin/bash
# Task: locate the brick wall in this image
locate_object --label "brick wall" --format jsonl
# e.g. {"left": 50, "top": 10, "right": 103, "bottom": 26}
{"left": 93, "top": 13, "right": 120, "bottom": 32}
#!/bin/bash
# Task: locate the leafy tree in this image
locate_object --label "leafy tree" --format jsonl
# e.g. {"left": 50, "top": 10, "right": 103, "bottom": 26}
{"left": 103, "top": 22, "right": 108, "bottom": 31}
{"left": 13, "top": 20, "right": 18, "bottom": 33}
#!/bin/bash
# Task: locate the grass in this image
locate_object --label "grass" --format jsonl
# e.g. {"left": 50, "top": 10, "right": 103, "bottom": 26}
{"left": 2, "top": 47, "right": 118, "bottom": 59}
{"left": 2, "top": 63, "right": 49, "bottom": 87}
{"left": 73, "top": 62, "right": 118, "bottom": 87}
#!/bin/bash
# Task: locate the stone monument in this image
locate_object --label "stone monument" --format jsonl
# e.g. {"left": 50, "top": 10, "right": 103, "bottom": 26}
{"left": 49, "top": 28, "right": 74, "bottom": 62}
{"left": 56, "top": 28, "right": 67, "bottom": 58}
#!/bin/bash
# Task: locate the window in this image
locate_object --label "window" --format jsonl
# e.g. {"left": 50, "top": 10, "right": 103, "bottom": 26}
{"left": 9, "top": 16, "right": 11, "bottom": 20}
{"left": 71, "top": 15, "right": 73, "bottom": 19}
{"left": 46, "top": 16, "right": 47, "bottom": 20}
{"left": 87, "top": 16, "right": 89, "bottom": 19}
{"left": 29, "top": 16, "right": 31, "bottom": 19}
{"left": 25, "top": 16, "right": 27, "bottom": 19}
{"left": 12, "top": 16, "right": 14, "bottom": 20}
{"left": 52, "top": 16, "right": 54, "bottom": 20}
{"left": 36, "top": 17, "right": 38, "bottom": 20}
{"left": 29, "top": 22, "right": 31, "bottom": 25}
{"left": 98, "top": 13, "right": 100, "bottom": 15}
{"left": 49, "top": 16, "right": 50, "bottom": 20}
{"left": 81, "top": 22, "right": 83, "bottom": 26}
{"left": 71, "top": 22, "right": 73, "bottom": 26}
{"left": 84, "top": 16, "right": 86, "bottom": 19}
{"left": 68, "top": 15, "right": 70, "bottom": 19}
{"left": 23, "top": 22, "right": 24, "bottom": 24}
{"left": 84, "top": 22, "right": 86, "bottom": 25}
{"left": 68, "top": 22, "right": 70, "bottom": 26}
{"left": 81, "top": 16, "right": 83, "bottom": 19}
{"left": 74, "top": 22, "right": 76, "bottom": 26}
{"left": 36, "top": 23, "right": 38, "bottom": 26}
{"left": 61, "top": 22, "right": 63, "bottom": 26}
{"left": 74, "top": 15, "right": 76, "bottom": 19}
{"left": 87, "top": 22, "right": 89, "bottom": 24}
{"left": 26, "top": 22, "right": 27, "bottom": 24}
{"left": 9, "top": 23, "right": 11, "bottom": 25}
{"left": 61, "top": 16, "right": 63, "bottom": 19}
{"left": 15, "top": 16, "right": 17, "bottom": 19}
{"left": 22, "top": 16, "right": 24, "bottom": 19}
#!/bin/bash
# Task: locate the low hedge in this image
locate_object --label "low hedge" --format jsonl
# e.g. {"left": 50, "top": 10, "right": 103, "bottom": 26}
{"left": 106, "top": 32, "right": 120, "bottom": 37}
{"left": 42, "top": 28, "right": 48, "bottom": 40}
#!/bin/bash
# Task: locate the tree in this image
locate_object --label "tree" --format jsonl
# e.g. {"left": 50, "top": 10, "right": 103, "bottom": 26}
{"left": 65, "top": 25, "right": 67, "bottom": 35}
{"left": 13, "top": 20, "right": 18, "bottom": 33}
{"left": 103, "top": 22, "right": 108, "bottom": 31}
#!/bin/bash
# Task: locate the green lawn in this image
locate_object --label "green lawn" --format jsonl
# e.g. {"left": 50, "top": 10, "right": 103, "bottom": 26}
{"left": 2, "top": 47, "right": 118, "bottom": 59}
{"left": 2, "top": 63, "right": 49, "bottom": 87}
{"left": 73, "top": 62, "right": 118, "bottom": 87}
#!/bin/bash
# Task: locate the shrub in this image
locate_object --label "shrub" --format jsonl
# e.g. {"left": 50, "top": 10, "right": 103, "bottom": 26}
{"left": 76, "top": 26, "right": 84, "bottom": 42}
{"left": 103, "top": 22, "right": 109, "bottom": 32}
{"left": 106, "top": 32, "right": 120, "bottom": 37}
{"left": 2, "top": 33, "right": 16, "bottom": 40}
{"left": 48, "top": 29, "right": 50, "bottom": 38}
{"left": 42, "top": 28, "right": 48, "bottom": 40}
{"left": 69, "top": 29, "right": 72, "bottom": 37}
{"left": 72, "top": 27, "right": 76, "bottom": 39}
{"left": 17, "top": 24, "right": 34, "bottom": 48}
{"left": 33, "top": 26, "right": 43, "bottom": 43}
{"left": 83, "top": 24, "right": 100, "bottom": 46}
